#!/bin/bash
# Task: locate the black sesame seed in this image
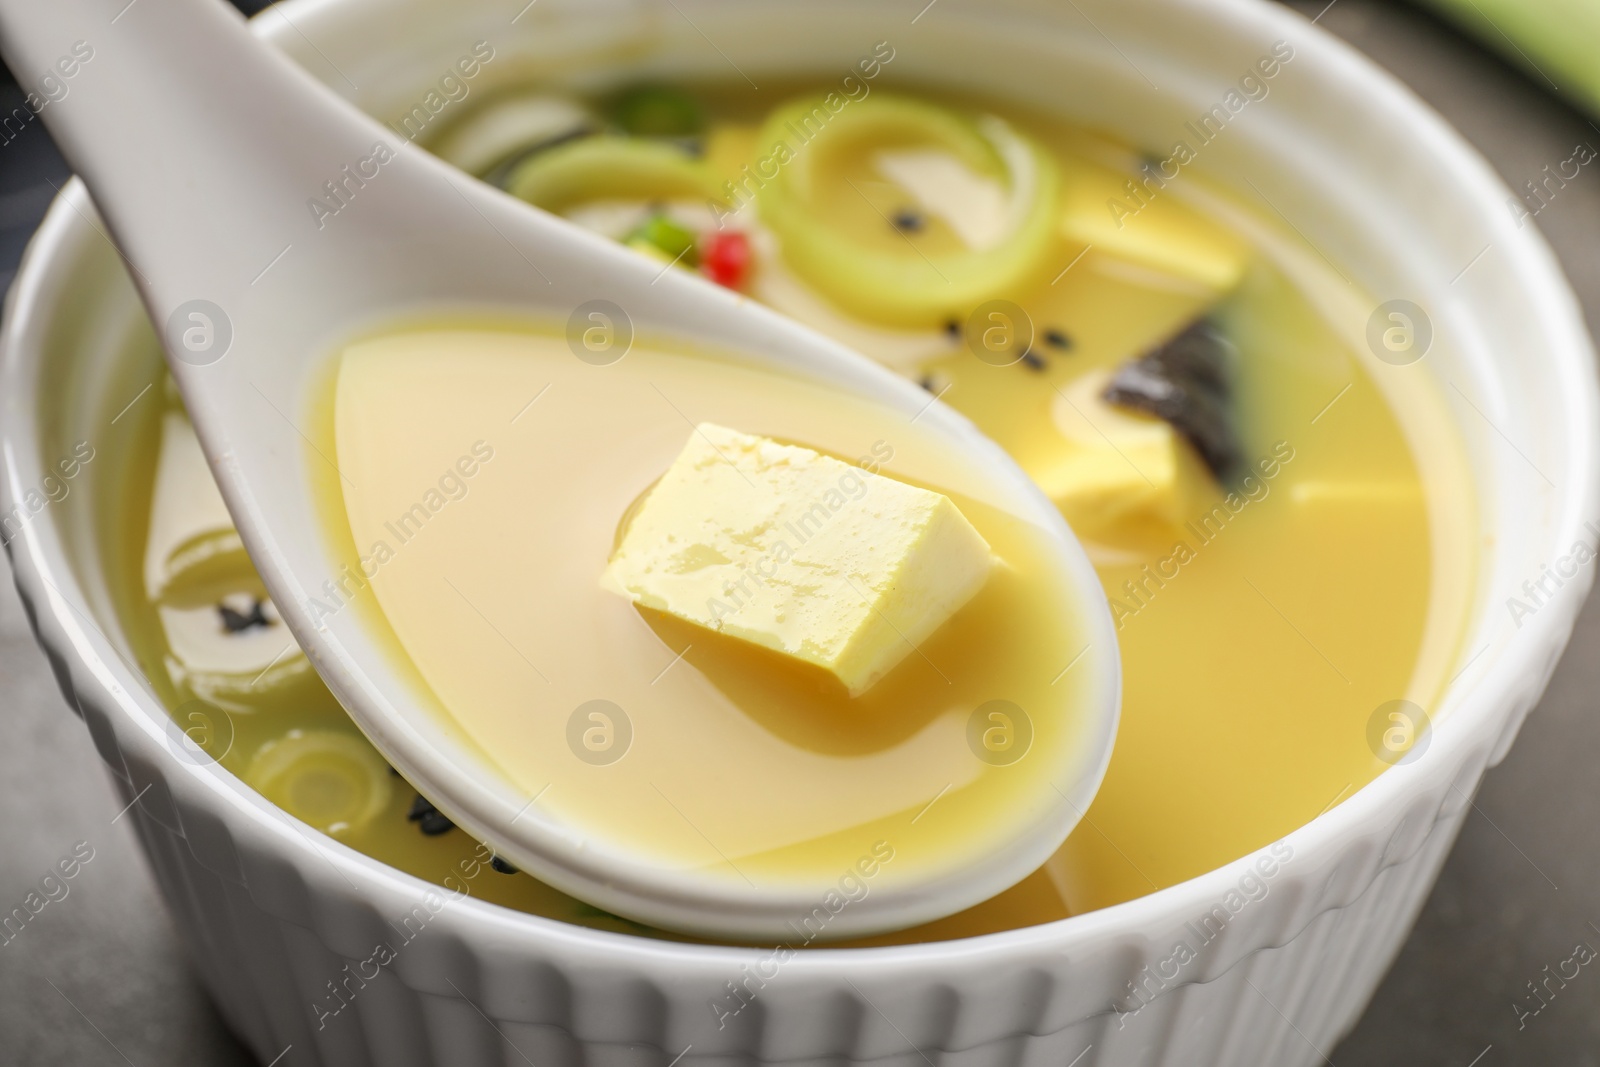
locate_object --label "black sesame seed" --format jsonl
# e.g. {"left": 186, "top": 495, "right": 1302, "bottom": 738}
{"left": 1019, "top": 349, "right": 1045, "bottom": 371}
{"left": 419, "top": 812, "right": 455, "bottom": 836}
{"left": 218, "top": 598, "right": 271, "bottom": 634}
{"left": 917, "top": 374, "right": 937, "bottom": 393}
{"left": 944, "top": 319, "right": 962, "bottom": 341}
{"left": 892, "top": 209, "right": 925, "bottom": 233}
{"left": 407, "top": 793, "right": 456, "bottom": 835}
{"left": 1043, "top": 328, "right": 1072, "bottom": 350}
{"left": 406, "top": 794, "right": 434, "bottom": 821}
{"left": 490, "top": 855, "right": 519, "bottom": 875}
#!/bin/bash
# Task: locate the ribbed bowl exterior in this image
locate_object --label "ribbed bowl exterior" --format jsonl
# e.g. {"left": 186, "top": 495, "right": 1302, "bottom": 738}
{"left": 3, "top": 0, "right": 1596, "bottom": 1064}
{"left": 12, "top": 614, "right": 1543, "bottom": 1066}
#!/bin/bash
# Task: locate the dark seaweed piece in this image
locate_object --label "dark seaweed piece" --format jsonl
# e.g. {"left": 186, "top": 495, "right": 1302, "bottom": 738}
{"left": 1043, "top": 328, "right": 1073, "bottom": 350}
{"left": 892, "top": 209, "right": 926, "bottom": 233}
{"left": 1019, "top": 349, "right": 1046, "bottom": 371}
{"left": 217, "top": 598, "right": 271, "bottom": 634}
{"left": 407, "top": 794, "right": 456, "bottom": 836}
{"left": 1102, "top": 320, "right": 1238, "bottom": 478}
{"left": 490, "top": 855, "right": 519, "bottom": 875}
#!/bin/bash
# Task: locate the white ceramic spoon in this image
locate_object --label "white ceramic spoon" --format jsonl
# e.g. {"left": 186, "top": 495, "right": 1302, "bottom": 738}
{"left": 0, "top": 0, "right": 1120, "bottom": 938}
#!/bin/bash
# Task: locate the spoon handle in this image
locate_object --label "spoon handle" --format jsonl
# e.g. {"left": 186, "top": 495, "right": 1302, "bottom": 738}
{"left": 0, "top": 0, "right": 398, "bottom": 313}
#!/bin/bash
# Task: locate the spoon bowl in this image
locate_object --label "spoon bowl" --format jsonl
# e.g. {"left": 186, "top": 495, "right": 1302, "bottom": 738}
{"left": 0, "top": 0, "right": 1120, "bottom": 938}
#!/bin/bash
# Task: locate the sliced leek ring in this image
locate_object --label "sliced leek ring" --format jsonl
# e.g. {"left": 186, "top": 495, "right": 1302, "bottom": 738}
{"left": 429, "top": 93, "right": 594, "bottom": 177}
{"left": 168, "top": 652, "right": 320, "bottom": 715}
{"left": 154, "top": 530, "right": 322, "bottom": 714}
{"left": 245, "top": 730, "right": 393, "bottom": 835}
{"left": 754, "top": 94, "right": 1061, "bottom": 328}
{"left": 505, "top": 136, "right": 728, "bottom": 214}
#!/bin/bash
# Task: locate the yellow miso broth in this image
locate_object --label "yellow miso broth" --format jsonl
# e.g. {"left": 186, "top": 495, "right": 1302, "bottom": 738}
{"left": 102, "top": 78, "right": 1475, "bottom": 945}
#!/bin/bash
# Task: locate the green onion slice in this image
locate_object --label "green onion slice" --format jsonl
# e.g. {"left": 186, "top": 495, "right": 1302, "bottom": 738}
{"left": 754, "top": 94, "right": 1061, "bottom": 328}
{"left": 505, "top": 136, "right": 727, "bottom": 214}
{"left": 245, "top": 730, "right": 394, "bottom": 835}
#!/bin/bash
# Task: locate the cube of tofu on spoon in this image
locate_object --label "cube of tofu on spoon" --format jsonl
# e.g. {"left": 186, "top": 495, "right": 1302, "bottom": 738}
{"left": 604, "top": 424, "right": 995, "bottom": 696}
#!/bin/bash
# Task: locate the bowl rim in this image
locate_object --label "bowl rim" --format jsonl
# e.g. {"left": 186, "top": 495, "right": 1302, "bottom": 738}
{"left": 3, "top": 0, "right": 1597, "bottom": 979}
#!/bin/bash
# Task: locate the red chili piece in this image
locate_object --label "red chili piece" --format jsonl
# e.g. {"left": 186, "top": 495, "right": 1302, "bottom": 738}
{"left": 701, "top": 231, "right": 752, "bottom": 289}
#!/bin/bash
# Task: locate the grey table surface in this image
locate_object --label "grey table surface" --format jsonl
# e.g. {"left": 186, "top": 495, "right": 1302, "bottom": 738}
{"left": 1, "top": 1, "right": 1598, "bottom": 1063}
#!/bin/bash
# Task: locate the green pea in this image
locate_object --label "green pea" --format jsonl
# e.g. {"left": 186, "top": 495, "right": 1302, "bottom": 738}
{"left": 626, "top": 213, "right": 700, "bottom": 268}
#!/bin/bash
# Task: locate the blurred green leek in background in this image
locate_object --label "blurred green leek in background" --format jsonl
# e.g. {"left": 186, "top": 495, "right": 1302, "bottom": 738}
{"left": 1417, "top": 0, "right": 1600, "bottom": 117}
